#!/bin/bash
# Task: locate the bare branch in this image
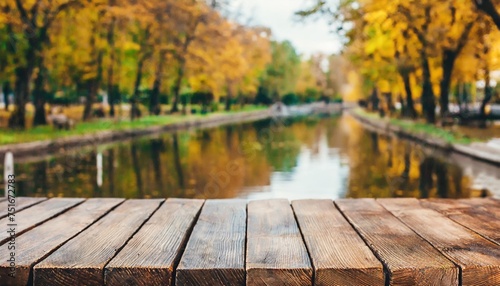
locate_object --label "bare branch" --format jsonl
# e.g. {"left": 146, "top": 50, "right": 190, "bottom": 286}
{"left": 14, "top": 0, "right": 29, "bottom": 24}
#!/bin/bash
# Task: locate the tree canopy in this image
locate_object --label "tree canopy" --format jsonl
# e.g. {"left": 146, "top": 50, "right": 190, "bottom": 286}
{"left": 299, "top": 0, "right": 500, "bottom": 123}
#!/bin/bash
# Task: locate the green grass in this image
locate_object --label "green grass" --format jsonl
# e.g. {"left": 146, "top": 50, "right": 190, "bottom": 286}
{"left": 0, "top": 105, "right": 268, "bottom": 146}
{"left": 354, "top": 108, "right": 478, "bottom": 145}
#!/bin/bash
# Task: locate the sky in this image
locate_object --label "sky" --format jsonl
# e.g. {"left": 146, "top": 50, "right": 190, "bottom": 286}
{"left": 230, "top": 0, "right": 342, "bottom": 57}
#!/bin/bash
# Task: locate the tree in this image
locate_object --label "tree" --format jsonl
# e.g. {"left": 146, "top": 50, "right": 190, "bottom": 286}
{"left": 3, "top": 0, "right": 83, "bottom": 128}
{"left": 259, "top": 41, "right": 301, "bottom": 102}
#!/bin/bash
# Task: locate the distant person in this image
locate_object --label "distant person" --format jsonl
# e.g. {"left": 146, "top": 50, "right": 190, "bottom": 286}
{"left": 48, "top": 107, "right": 74, "bottom": 130}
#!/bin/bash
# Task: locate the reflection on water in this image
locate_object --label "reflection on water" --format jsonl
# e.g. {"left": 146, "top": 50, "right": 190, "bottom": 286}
{"left": 3, "top": 115, "right": 495, "bottom": 199}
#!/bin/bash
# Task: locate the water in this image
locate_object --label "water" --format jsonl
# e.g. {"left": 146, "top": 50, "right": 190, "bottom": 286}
{"left": 3, "top": 114, "right": 499, "bottom": 199}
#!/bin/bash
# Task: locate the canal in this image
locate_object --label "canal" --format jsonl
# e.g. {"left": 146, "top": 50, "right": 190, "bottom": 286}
{"left": 4, "top": 114, "right": 500, "bottom": 199}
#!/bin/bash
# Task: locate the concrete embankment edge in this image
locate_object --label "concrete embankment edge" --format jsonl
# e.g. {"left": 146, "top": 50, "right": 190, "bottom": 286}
{"left": 0, "top": 109, "right": 272, "bottom": 159}
{"left": 349, "top": 111, "right": 500, "bottom": 167}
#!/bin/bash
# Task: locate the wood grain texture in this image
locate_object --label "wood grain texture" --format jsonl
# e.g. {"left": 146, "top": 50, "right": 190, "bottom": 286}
{"left": 421, "top": 198, "right": 499, "bottom": 218}
{"left": 458, "top": 198, "right": 500, "bottom": 218}
{"left": 246, "top": 199, "right": 312, "bottom": 286}
{"left": 292, "top": 200, "right": 384, "bottom": 286}
{"left": 0, "top": 197, "right": 47, "bottom": 219}
{"left": 335, "top": 199, "right": 458, "bottom": 286}
{"left": 0, "top": 198, "right": 84, "bottom": 245}
{"left": 105, "top": 198, "right": 204, "bottom": 286}
{"left": 423, "top": 199, "right": 500, "bottom": 245}
{"left": 379, "top": 198, "right": 500, "bottom": 286}
{"left": 0, "top": 198, "right": 123, "bottom": 286}
{"left": 176, "top": 200, "right": 246, "bottom": 286}
{"left": 33, "top": 199, "right": 163, "bottom": 286}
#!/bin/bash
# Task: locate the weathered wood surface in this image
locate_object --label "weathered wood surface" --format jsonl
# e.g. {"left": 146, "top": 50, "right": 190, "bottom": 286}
{"left": 0, "top": 198, "right": 84, "bottom": 244}
{"left": 33, "top": 199, "right": 163, "bottom": 286}
{"left": 247, "top": 199, "right": 312, "bottom": 286}
{"left": 0, "top": 197, "right": 497, "bottom": 286}
{"left": 459, "top": 198, "right": 500, "bottom": 218}
{"left": 421, "top": 198, "right": 500, "bottom": 218}
{"left": 379, "top": 198, "right": 500, "bottom": 285}
{"left": 0, "top": 198, "right": 123, "bottom": 285}
{"left": 292, "top": 200, "right": 384, "bottom": 286}
{"left": 176, "top": 200, "right": 246, "bottom": 286}
{"left": 0, "top": 196, "right": 47, "bottom": 219}
{"left": 336, "top": 199, "right": 459, "bottom": 285}
{"left": 423, "top": 199, "right": 500, "bottom": 245}
{"left": 106, "top": 199, "right": 204, "bottom": 286}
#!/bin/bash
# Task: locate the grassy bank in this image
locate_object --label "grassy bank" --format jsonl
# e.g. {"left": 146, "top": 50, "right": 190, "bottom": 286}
{"left": 353, "top": 109, "right": 479, "bottom": 145}
{"left": 0, "top": 105, "right": 267, "bottom": 146}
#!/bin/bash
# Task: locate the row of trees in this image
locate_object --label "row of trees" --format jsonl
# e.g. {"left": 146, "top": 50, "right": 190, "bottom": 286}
{"left": 1, "top": 0, "right": 272, "bottom": 128}
{"left": 301, "top": 0, "right": 500, "bottom": 123}
{"left": 0, "top": 0, "right": 337, "bottom": 129}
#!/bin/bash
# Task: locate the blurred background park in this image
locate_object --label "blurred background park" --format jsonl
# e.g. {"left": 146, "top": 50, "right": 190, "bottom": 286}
{"left": 2, "top": 0, "right": 500, "bottom": 199}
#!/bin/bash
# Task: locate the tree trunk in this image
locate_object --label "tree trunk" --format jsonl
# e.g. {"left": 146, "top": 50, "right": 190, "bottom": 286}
{"left": 83, "top": 50, "right": 104, "bottom": 121}
{"left": 33, "top": 65, "right": 48, "bottom": 126}
{"left": 31, "top": 27, "right": 49, "bottom": 127}
{"left": 2, "top": 81, "right": 11, "bottom": 111}
{"left": 107, "top": 0, "right": 116, "bottom": 117}
{"left": 421, "top": 54, "right": 436, "bottom": 124}
{"left": 384, "top": 92, "right": 394, "bottom": 113}
{"left": 440, "top": 50, "right": 457, "bottom": 118}
{"left": 9, "top": 43, "right": 36, "bottom": 129}
{"left": 150, "top": 51, "right": 165, "bottom": 115}
{"left": 480, "top": 65, "right": 492, "bottom": 127}
{"left": 83, "top": 79, "right": 96, "bottom": 121}
{"left": 171, "top": 63, "right": 185, "bottom": 113}
{"left": 225, "top": 82, "right": 232, "bottom": 112}
{"left": 131, "top": 55, "right": 146, "bottom": 120}
{"left": 401, "top": 72, "right": 417, "bottom": 118}
{"left": 83, "top": 21, "right": 104, "bottom": 121}
{"left": 370, "top": 87, "right": 379, "bottom": 112}
{"left": 107, "top": 45, "right": 116, "bottom": 117}
{"left": 9, "top": 65, "right": 32, "bottom": 129}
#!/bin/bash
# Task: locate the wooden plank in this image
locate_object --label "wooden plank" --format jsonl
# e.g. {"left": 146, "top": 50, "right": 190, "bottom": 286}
{"left": 458, "top": 198, "right": 500, "bottom": 218}
{"left": 423, "top": 199, "right": 500, "bottom": 245}
{"left": 0, "top": 197, "right": 47, "bottom": 219}
{"left": 176, "top": 199, "right": 246, "bottom": 286}
{"left": 420, "top": 199, "right": 476, "bottom": 214}
{"left": 335, "top": 199, "right": 458, "bottom": 286}
{"left": 379, "top": 198, "right": 500, "bottom": 285}
{"left": 0, "top": 198, "right": 124, "bottom": 285}
{"left": 460, "top": 197, "right": 500, "bottom": 207}
{"left": 292, "top": 200, "right": 384, "bottom": 286}
{"left": 105, "top": 198, "right": 204, "bottom": 286}
{"left": 0, "top": 198, "right": 84, "bottom": 245}
{"left": 33, "top": 199, "right": 163, "bottom": 286}
{"left": 246, "top": 199, "right": 312, "bottom": 286}
{"left": 421, "top": 198, "right": 500, "bottom": 220}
